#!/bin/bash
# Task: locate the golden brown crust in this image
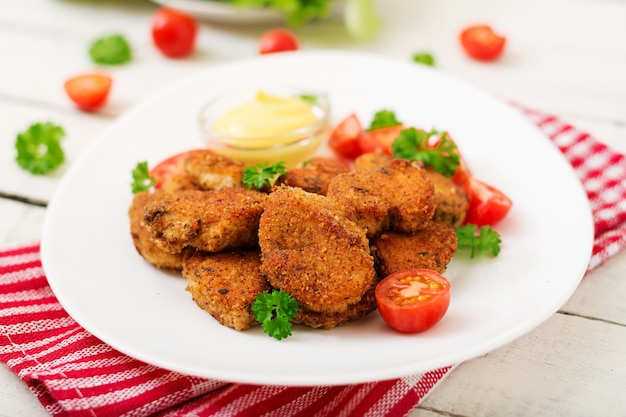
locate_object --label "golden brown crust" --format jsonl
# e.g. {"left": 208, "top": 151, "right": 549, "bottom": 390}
{"left": 183, "top": 149, "right": 245, "bottom": 190}
{"left": 183, "top": 250, "right": 270, "bottom": 331}
{"left": 327, "top": 159, "right": 435, "bottom": 238}
{"left": 142, "top": 188, "right": 266, "bottom": 254}
{"left": 275, "top": 157, "right": 350, "bottom": 195}
{"left": 425, "top": 170, "right": 469, "bottom": 228}
{"left": 128, "top": 191, "right": 183, "bottom": 270}
{"left": 371, "top": 221, "right": 458, "bottom": 276}
{"left": 258, "top": 185, "right": 377, "bottom": 315}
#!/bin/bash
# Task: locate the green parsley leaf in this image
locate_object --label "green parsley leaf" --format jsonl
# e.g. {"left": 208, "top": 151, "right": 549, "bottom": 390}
{"left": 15, "top": 122, "right": 66, "bottom": 175}
{"left": 455, "top": 224, "right": 502, "bottom": 258}
{"left": 131, "top": 161, "right": 156, "bottom": 194}
{"left": 391, "top": 128, "right": 460, "bottom": 177}
{"left": 368, "top": 109, "right": 403, "bottom": 131}
{"left": 89, "top": 34, "right": 132, "bottom": 66}
{"left": 412, "top": 52, "right": 435, "bottom": 66}
{"left": 252, "top": 290, "right": 300, "bottom": 340}
{"left": 242, "top": 162, "right": 287, "bottom": 190}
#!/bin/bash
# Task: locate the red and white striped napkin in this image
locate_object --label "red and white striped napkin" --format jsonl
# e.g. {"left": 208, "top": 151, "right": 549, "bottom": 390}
{"left": 1, "top": 108, "right": 625, "bottom": 417}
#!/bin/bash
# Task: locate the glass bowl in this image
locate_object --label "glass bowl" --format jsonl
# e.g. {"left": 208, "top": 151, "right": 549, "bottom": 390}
{"left": 198, "top": 87, "right": 331, "bottom": 167}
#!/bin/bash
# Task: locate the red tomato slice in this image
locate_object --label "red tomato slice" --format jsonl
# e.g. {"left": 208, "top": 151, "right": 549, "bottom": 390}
{"left": 258, "top": 28, "right": 299, "bottom": 55}
{"left": 151, "top": 7, "right": 198, "bottom": 58}
{"left": 464, "top": 177, "right": 512, "bottom": 226}
{"left": 460, "top": 25, "right": 506, "bottom": 61}
{"left": 64, "top": 73, "right": 112, "bottom": 111}
{"left": 150, "top": 149, "right": 201, "bottom": 189}
{"left": 376, "top": 269, "right": 451, "bottom": 333}
{"left": 328, "top": 113, "right": 364, "bottom": 159}
{"left": 359, "top": 125, "right": 405, "bottom": 155}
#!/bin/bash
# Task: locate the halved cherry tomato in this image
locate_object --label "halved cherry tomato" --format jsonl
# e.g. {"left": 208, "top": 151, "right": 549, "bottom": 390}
{"left": 150, "top": 149, "right": 202, "bottom": 189}
{"left": 376, "top": 268, "right": 451, "bottom": 333}
{"left": 258, "top": 28, "right": 299, "bottom": 55}
{"left": 64, "top": 73, "right": 112, "bottom": 111}
{"left": 463, "top": 177, "right": 512, "bottom": 226}
{"left": 460, "top": 25, "right": 506, "bottom": 61}
{"left": 151, "top": 7, "right": 198, "bottom": 58}
{"left": 328, "top": 113, "right": 364, "bottom": 159}
{"left": 358, "top": 124, "right": 405, "bottom": 155}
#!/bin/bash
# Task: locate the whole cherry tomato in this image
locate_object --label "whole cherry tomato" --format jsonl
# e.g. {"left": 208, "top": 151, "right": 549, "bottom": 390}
{"left": 151, "top": 7, "right": 198, "bottom": 58}
{"left": 258, "top": 28, "right": 299, "bottom": 55}
{"left": 460, "top": 25, "right": 506, "bottom": 61}
{"left": 375, "top": 268, "right": 451, "bottom": 333}
{"left": 64, "top": 73, "right": 112, "bottom": 111}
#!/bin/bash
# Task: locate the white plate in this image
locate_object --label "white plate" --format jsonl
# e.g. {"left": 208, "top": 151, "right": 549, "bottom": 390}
{"left": 150, "top": 0, "right": 284, "bottom": 24}
{"left": 41, "top": 51, "right": 593, "bottom": 386}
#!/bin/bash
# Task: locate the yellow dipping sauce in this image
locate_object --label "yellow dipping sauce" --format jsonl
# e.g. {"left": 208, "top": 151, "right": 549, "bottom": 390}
{"left": 205, "top": 90, "right": 329, "bottom": 167}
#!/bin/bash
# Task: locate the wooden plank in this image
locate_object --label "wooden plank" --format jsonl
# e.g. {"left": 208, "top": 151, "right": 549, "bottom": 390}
{"left": 0, "top": 199, "right": 46, "bottom": 245}
{"left": 415, "top": 313, "right": 626, "bottom": 416}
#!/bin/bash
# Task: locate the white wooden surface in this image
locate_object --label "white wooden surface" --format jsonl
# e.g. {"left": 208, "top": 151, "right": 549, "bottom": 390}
{"left": 1, "top": 0, "right": 625, "bottom": 416}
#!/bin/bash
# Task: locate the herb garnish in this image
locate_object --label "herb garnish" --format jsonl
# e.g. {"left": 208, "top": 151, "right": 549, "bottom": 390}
{"left": 131, "top": 161, "right": 156, "bottom": 194}
{"left": 89, "top": 34, "right": 132, "bottom": 66}
{"left": 252, "top": 290, "right": 300, "bottom": 340}
{"left": 391, "top": 128, "right": 460, "bottom": 177}
{"left": 455, "top": 224, "right": 502, "bottom": 258}
{"left": 242, "top": 162, "right": 287, "bottom": 190}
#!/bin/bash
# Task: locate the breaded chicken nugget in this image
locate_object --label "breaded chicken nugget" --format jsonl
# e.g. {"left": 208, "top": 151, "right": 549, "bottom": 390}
{"left": 275, "top": 157, "right": 350, "bottom": 195}
{"left": 327, "top": 159, "right": 435, "bottom": 237}
{"left": 259, "top": 186, "right": 376, "bottom": 315}
{"left": 128, "top": 191, "right": 183, "bottom": 269}
{"left": 160, "top": 171, "right": 201, "bottom": 194}
{"left": 183, "top": 149, "right": 245, "bottom": 190}
{"left": 294, "top": 283, "right": 377, "bottom": 329}
{"left": 353, "top": 151, "right": 393, "bottom": 171}
{"left": 425, "top": 170, "right": 469, "bottom": 228}
{"left": 183, "top": 250, "right": 270, "bottom": 331}
{"left": 371, "top": 221, "right": 458, "bottom": 276}
{"left": 143, "top": 188, "right": 266, "bottom": 254}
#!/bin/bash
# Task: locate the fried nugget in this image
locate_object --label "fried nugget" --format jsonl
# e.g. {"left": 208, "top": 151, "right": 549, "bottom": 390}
{"left": 275, "top": 157, "right": 350, "bottom": 195}
{"left": 371, "top": 221, "right": 458, "bottom": 276}
{"left": 353, "top": 151, "right": 393, "bottom": 171}
{"left": 142, "top": 188, "right": 266, "bottom": 254}
{"left": 327, "top": 159, "right": 435, "bottom": 237}
{"left": 128, "top": 191, "right": 183, "bottom": 269}
{"left": 183, "top": 250, "right": 270, "bottom": 331}
{"left": 259, "top": 186, "right": 376, "bottom": 315}
{"left": 425, "top": 170, "right": 469, "bottom": 228}
{"left": 183, "top": 149, "right": 245, "bottom": 190}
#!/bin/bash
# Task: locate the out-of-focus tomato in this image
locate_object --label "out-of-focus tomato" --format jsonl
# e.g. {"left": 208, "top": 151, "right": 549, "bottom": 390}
{"left": 463, "top": 177, "right": 512, "bottom": 226}
{"left": 358, "top": 125, "right": 405, "bottom": 155}
{"left": 150, "top": 149, "right": 201, "bottom": 189}
{"left": 64, "top": 73, "right": 112, "bottom": 111}
{"left": 328, "top": 113, "right": 364, "bottom": 159}
{"left": 375, "top": 268, "right": 451, "bottom": 333}
{"left": 460, "top": 25, "right": 506, "bottom": 61}
{"left": 151, "top": 7, "right": 198, "bottom": 58}
{"left": 258, "top": 28, "right": 299, "bottom": 55}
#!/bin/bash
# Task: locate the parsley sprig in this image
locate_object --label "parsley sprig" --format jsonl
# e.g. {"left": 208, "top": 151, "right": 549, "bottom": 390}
{"left": 455, "top": 224, "right": 502, "bottom": 258}
{"left": 242, "top": 162, "right": 287, "bottom": 190}
{"left": 252, "top": 290, "right": 300, "bottom": 340}
{"left": 412, "top": 52, "right": 435, "bottom": 66}
{"left": 89, "top": 34, "right": 132, "bottom": 66}
{"left": 391, "top": 128, "right": 460, "bottom": 177}
{"left": 15, "top": 122, "right": 66, "bottom": 175}
{"left": 131, "top": 161, "right": 156, "bottom": 194}
{"left": 368, "top": 109, "right": 403, "bottom": 131}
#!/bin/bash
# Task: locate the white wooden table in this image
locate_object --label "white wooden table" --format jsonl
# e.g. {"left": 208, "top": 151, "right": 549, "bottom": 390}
{"left": 1, "top": 0, "right": 625, "bottom": 416}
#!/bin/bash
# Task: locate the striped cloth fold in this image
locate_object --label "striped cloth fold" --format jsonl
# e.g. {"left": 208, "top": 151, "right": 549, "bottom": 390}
{"left": 1, "top": 108, "right": 625, "bottom": 417}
